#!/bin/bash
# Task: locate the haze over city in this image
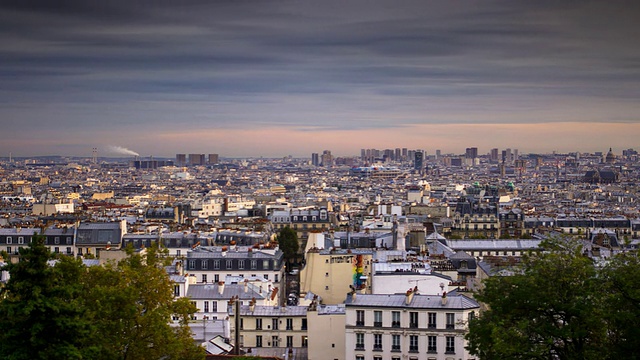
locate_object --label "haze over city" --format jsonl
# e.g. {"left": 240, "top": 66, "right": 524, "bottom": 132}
{"left": 1, "top": 1, "right": 639, "bottom": 157}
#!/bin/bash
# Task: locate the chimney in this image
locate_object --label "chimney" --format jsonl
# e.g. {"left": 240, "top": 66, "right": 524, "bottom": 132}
{"left": 218, "top": 281, "right": 225, "bottom": 295}
{"left": 441, "top": 291, "right": 448, "bottom": 306}
{"left": 244, "top": 279, "right": 249, "bottom": 293}
{"left": 405, "top": 288, "right": 415, "bottom": 305}
{"left": 249, "top": 298, "right": 256, "bottom": 312}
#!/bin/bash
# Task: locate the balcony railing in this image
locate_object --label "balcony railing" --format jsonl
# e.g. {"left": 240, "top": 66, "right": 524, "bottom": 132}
{"left": 374, "top": 321, "right": 382, "bottom": 327}
{"left": 391, "top": 321, "right": 401, "bottom": 328}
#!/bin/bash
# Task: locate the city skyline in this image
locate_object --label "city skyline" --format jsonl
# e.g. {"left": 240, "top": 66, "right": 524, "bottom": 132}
{"left": 2, "top": 1, "right": 639, "bottom": 157}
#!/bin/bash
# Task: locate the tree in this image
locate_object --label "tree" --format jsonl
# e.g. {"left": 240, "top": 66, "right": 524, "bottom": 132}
{"left": 82, "top": 245, "right": 204, "bottom": 360}
{"left": 276, "top": 226, "right": 299, "bottom": 265}
{"left": 466, "top": 238, "right": 609, "bottom": 360}
{"left": 0, "top": 234, "right": 95, "bottom": 359}
{"left": 0, "top": 237, "right": 204, "bottom": 360}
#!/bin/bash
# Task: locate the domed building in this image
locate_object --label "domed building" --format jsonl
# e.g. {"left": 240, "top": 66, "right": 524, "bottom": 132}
{"left": 605, "top": 148, "right": 616, "bottom": 164}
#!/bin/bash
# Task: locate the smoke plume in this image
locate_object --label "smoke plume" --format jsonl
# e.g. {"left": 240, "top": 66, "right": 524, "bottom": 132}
{"left": 106, "top": 145, "right": 140, "bottom": 157}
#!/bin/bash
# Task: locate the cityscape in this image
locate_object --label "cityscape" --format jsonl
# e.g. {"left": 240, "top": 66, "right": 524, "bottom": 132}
{"left": 0, "top": 145, "right": 639, "bottom": 359}
{"left": 2, "top": 1, "right": 640, "bottom": 359}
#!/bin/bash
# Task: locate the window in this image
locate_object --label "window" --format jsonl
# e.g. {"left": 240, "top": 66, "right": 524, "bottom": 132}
{"left": 286, "top": 318, "right": 293, "bottom": 330}
{"left": 409, "top": 335, "right": 418, "bottom": 352}
{"left": 214, "top": 260, "right": 220, "bottom": 269}
{"left": 66, "top": 247, "right": 72, "bottom": 254}
{"left": 356, "top": 356, "right": 364, "bottom": 360}
{"left": 18, "top": 237, "right": 24, "bottom": 244}
{"left": 189, "top": 260, "right": 196, "bottom": 269}
{"left": 54, "top": 247, "right": 59, "bottom": 253}
{"left": 392, "top": 311, "right": 401, "bottom": 327}
{"left": 391, "top": 334, "right": 401, "bottom": 351}
{"left": 356, "top": 310, "right": 365, "bottom": 326}
{"left": 272, "top": 318, "right": 278, "bottom": 330}
{"left": 373, "top": 333, "right": 382, "bottom": 350}
{"left": 263, "top": 260, "right": 270, "bottom": 269}
{"left": 286, "top": 335, "right": 293, "bottom": 348}
{"left": 410, "top": 311, "right": 418, "bottom": 328}
{"left": 251, "top": 260, "right": 257, "bottom": 269}
{"left": 226, "top": 260, "right": 232, "bottom": 269}
{"left": 428, "top": 335, "right": 437, "bottom": 353}
{"left": 373, "top": 356, "right": 382, "bottom": 360}
{"left": 301, "top": 335, "right": 308, "bottom": 347}
{"left": 355, "top": 333, "right": 364, "bottom": 349}
{"left": 66, "top": 237, "right": 72, "bottom": 245}
{"left": 54, "top": 237, "right": 60, "bottom": 244}
{"left": 275, "top": 274, "right": 279, "bottom": 283}
{"left": 256, "top": 318, "right": 262, "bottom": 330}
{"left": 239, "top": 260, "right": 245, "bottom": 269}
{"left": 6, "top": 247, "right": 11, "bottom": 254}
{"left": 204, "top": 301, "right": 209, "bottom": 313}
{"left": 301, "top": 318, "right": 307, "bottom": 330}
{"left": 202, "top": 274, "right": 207, "bottom": 283}
{"left": 446, "top": 313, "right": 455, "bottom": 329}
{"left": 256, "top": 335, "right": 262, "bottom": 347}
{"left": 374, "top": 311, "right": 382, "bottom": 327}
{"left": 6, "top": 237, "right": 11, "bottom": 244}
{"left": 201, "top": 260, "right": 208, "bottom": 269}
{"left": 468, "top": 311, "right": 476, "bottom": 322}
{"left": 174, "top": 285, "right": 180, "bottom": 297}
{"left": 240, "top": 318, "right": 243, "bottom": 330}
{"left": 212, "top": 301, "right": 217, "bottom": 313}
{"left": 264, "top": 274, "right": 269, "bottom": 280}
{"left": 428, "top": 312, "right": 436, "bottom": 328}
{"left": 446, "top": 336, "right": 455, "bottom": 353}
{"left": 271, "top": 336, "right": 279, "bottom": 347}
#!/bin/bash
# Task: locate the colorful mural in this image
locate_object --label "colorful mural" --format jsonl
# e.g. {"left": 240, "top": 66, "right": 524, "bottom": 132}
{"left": 352, "top": 254, "right": 365, "bottom": 290}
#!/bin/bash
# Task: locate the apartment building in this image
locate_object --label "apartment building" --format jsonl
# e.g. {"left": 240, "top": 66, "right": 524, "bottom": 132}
{"left": 345, "top": 290, "right": 479, "bottom": 360}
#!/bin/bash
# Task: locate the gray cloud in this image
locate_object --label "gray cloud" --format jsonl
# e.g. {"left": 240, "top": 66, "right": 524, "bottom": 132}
{"left": 1, "top": 0, "right": 639, "bottom": 155}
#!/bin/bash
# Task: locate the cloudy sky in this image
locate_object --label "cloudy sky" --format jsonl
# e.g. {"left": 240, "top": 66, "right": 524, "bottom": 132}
{"left": 1, "top": 1, "right": 639, "bottom": 158}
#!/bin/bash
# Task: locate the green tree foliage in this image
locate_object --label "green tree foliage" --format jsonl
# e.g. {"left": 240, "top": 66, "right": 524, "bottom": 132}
{"left": 467, "top": 238, "right": 640, "bottom": 360}
{"left": 0, "top": 234, "right": 94, "bottom": 359}
{"left": 0, "top": 236, "right": 204, "bottom": 360}
{"left": 276, "top": 226, "right": 299, "bottom": 263}
{"left": 82, "top": 246, "right": 204, "bottom": 360}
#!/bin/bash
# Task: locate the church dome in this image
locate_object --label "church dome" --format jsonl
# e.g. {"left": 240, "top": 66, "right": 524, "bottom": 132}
{"left": 605, "top": 148, "right": 616, "bottom": 164}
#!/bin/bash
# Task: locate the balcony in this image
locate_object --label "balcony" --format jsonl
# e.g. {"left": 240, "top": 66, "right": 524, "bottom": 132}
{"left": 409, "top": 346, "right": 419, "bottom": 353}
{"left": 356, "top": 321, "right": 364, "bottom": 326}
{"left": 391, "top": 345, "right": 401, "bottom": 352}
{"left": 391, "top": 321, "right": 401, "bottom": 328}
{"left": 355, "top": 344, "right": 365, "bottom": 350}
{"left": 427, "top": 348, "right": 437, "bottom": 354}
{"left": 409, "top": 322, "right": 418, "bottom": 328}
{"left": 446, "top": 324, "right": 455, "bottom": 329}
{"left": 428, "top": 324, "right": 436, "bottom": 329}
{"left": 373, "top": 345, "right": 382, "bottom": 351}
{"left": 374, "top": 321, "right": 382, "bottom": 327}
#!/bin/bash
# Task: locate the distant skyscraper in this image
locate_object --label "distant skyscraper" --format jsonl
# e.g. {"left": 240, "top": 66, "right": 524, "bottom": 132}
{"left": 414, "top": 151, "right": 424, "bottom": 172}
{"left": 361, "top": 149, "right": 366, "bottom": 160}
{"left": 490, "top": 148, "right": 499, "bottom": 162}
{"left": 402, "top": 148, "right": 408, "bottom": 161}
{"left": 465, "top": 147, "right": 478, "bottom": 159}
{"left": 188, "top": 154, "right": 205, "bottom": 166}
{"left": 513, "top": 149, "right": 519, "bottom": 161}
{"left": 176, "top": 154, "right": 186, "bottom": 166}
{"left": 208, "top": 154, "right": 219, "bottom": 164}
{"left": 395, "top": 148, "right": 401, "bottom": 162}
{"left": 435, "top": 149, "right": 441, "bottom": 158}
{"left": 321, "top": 150, "right": 333, "bottom": 167}
{"left": 311, "top": 153, "right": 319, "bottom": 166}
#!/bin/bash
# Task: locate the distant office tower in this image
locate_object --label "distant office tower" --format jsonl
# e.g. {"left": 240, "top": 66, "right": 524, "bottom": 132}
{"left": 435, "top": 149, "right": 441, "bottom": 158}
{"left": 208, "top": 154, "right": 219, "bottom": 164}
{"left": 395, "top": 148, "right": 401, "bottom": 162}
{"left": 414, "top": 151, "right": 424, "bottom": 172}
{"left": 361, "top": 149, "right": 366, "bottom": 160}
{"left": 321, "top": 150, "right": 333, "bottom": 167}
{"left": 451, "top": 158, "right": 463, "bottom": 167}
{"left": 465, "top": 147, "right": 478, "bottom": 159}
{"left": 513, "top": 149, "right": 519, "bottom": 161}
{"left": 188, "top": 154, "right": 205, "bottom": 166}
{"left": 176, "top": 154, "right": 186, "bottom": 166}
{"left": 311, "top": 153, "right": 319, "bottom": 166}
{"left": 402, "top": 148, "right": 408, "bottom": 161}
{"left": 505, "top": 148, "right": 512, "bottom": 163}
{"left": 490, "top": 148, "right": 499, "bottom": 162}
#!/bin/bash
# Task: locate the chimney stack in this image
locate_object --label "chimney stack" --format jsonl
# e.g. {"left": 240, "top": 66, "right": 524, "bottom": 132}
{"left": 441, "top": 291, "right": 448, "bottom": 306}
{"left": 405, "top": 287, "right": 416, "bottom": 305}
{"left": 218, "top": 281, "right": 225, "bottom": 295}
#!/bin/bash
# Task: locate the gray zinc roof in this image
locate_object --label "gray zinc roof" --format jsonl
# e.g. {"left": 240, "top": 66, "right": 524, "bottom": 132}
{"left": 345, "top": 293, "right": 479, "bottom": 310}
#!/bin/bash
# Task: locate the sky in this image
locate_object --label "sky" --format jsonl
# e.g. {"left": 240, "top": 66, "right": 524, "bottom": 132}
{"left": 1, "top": 0, "right": 640, "bottom": 158}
